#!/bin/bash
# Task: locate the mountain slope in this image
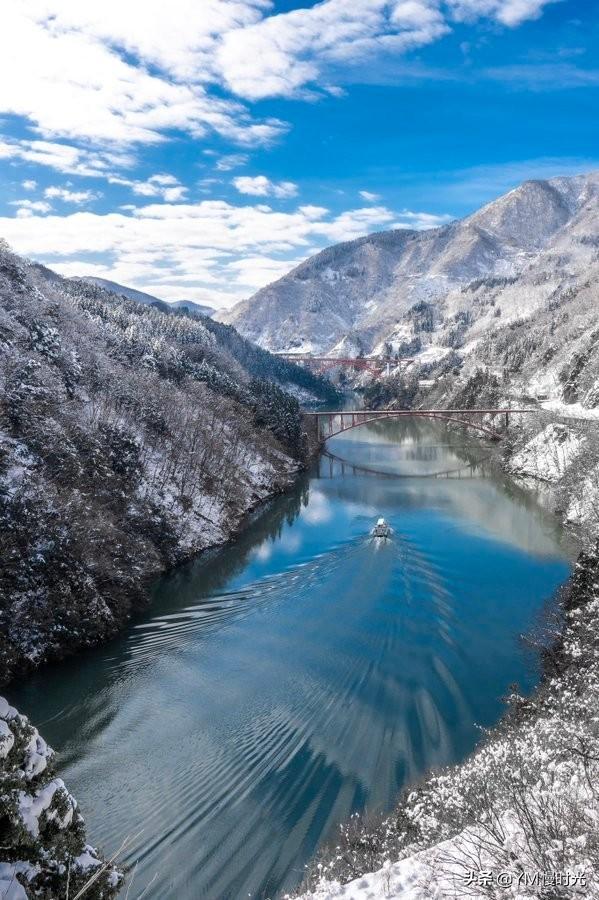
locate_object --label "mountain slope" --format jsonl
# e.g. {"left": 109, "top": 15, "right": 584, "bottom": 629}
{"left": 222, "top": 173, "right": 599, "bottom": 359}
{"left": 75, "top": 275, "right": 216, "bottom": 318}
{"left": 0, "top": 244, "right": 332, "bottom": 683}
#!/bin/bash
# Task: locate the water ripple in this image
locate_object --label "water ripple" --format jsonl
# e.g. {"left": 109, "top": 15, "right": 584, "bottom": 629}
{"left": 10, "top": 420, "right": 572, "bottom": 900}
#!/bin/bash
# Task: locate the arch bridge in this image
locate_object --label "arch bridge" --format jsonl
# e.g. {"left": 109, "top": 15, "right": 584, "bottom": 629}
{"left": 305, "top": 408, "right": 534, "bottom": 444}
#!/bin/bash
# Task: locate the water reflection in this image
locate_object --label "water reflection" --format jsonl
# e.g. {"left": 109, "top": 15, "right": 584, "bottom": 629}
{"left": 9, "top": 418, "right": 575, "bottom": 900}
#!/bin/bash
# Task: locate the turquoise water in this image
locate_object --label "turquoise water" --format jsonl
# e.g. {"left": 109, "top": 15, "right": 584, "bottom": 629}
{"left": 10, "top": 419, "right": 574, "bottom": 899}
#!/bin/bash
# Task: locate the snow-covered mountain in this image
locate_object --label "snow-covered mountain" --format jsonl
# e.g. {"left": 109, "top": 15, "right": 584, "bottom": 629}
{"left": 0, "top": 245, "right": 332, "bottom": 683}
{"left": 75, "top": 276, "right": 216, "bottom": 318}
{"left": 221, "top": 173, "right": 599, "bottom": 360}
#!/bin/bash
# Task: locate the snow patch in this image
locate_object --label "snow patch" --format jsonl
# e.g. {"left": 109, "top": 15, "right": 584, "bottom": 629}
{"left": 0, "top": 720, "right": 15, "bottom": 758}
{"left": 567, "top": 464, "right": 599, "bottom": 525}
{"left": 17, "top": 778, "right": 73, "bottom": 838}
{"left": 507, "top": 423, "right": 583, "bottom": 483}
{"left": 0, "top": 862, "right": 40, "bottom": 900}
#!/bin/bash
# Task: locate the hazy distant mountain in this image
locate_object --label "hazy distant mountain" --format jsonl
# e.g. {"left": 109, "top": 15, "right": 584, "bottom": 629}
{"left": 221, "top": 173, "right": 599, "bottom": 360}
{"left": 169, "top": 298, "right": 216, "bottom": 317}
{"left": 75, "top": 276, "right": 216, "bottom": 318}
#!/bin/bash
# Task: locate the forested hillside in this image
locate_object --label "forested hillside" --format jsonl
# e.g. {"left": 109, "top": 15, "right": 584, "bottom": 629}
{"left": 0, "top": 242, "right": 333, "bottom": 683}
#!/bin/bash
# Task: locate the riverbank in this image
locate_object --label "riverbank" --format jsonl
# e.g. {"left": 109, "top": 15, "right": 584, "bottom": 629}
{"left": 1, "top": 429, "right": 300, "bottom": 686}
{"left": 293, "top": 394, "right": 599, "bottom": 900}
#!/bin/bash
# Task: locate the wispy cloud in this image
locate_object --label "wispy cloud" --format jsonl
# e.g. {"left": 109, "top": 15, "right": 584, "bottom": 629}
{"left": 485, "top": 62, "right": 599, "bottom": 90}
{"left": 393, "top": 209, "right": 454, "bottom": 229}
{"left": 359, "top": 190, "right": 381, "bottom": 202}
{"left": 214, "top": 153, "right": 249, "bottom": 172}
{"left": 108, "top": 173, "right": 188, "bottom": 202}
{"left": 0, "top": 138, "right": 132, "bottom": 177}
{"left": 448, "top": 0, "right": 560, "bottom": 28}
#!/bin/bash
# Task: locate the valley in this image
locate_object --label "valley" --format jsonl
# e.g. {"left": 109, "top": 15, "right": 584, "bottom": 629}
{"left": 2, "top": 172, "right": 599, "bottom": 900}
{"left": 2, "top": 2, "right": 599, "bottom": 896}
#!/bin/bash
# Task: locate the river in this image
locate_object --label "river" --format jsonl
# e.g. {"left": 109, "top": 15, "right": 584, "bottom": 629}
{"left": 10, "top": 417, "right": 576, "bottom": 899}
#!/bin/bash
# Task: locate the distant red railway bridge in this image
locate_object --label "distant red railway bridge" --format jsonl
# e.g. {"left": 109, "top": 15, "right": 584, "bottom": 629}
{"left": 304, "top": 408, "right": 535, "bottom": 443}
{"left": 276, "top": 354, "right": 412, "bottom": 376}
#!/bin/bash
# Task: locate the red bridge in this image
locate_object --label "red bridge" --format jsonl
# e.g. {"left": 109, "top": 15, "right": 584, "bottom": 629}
{"left": 277, "top": 354, "right": 412, "bottom": 376}
{"left": 305, "top": 408, "right": 535, "bottom": 443}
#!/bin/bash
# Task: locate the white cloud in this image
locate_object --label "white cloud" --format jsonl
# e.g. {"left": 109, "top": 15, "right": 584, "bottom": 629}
{"left": 21, "top": 179, "right": 37, "bottom": 190}
{"left": 0, "top": 2, "right": 285, "bottom": 146}
{"left": 232, "top": 175, "right": 298, "bottom": 199}
{"left": 44, "top": 186, "right": 100, "bottom": 204}
{"left": 225, "top": 255, "right": 306, "bottom": 289}
{"left": 0, "top": 0, "right": 557, "bottom": 156}
{"left": 392, "top": 209, "right": 454, "bottom": 228}
{"left": 0, "top": 137, "right": 132, "bottom": 177}
{"left": 108, "top": 173, "right": 188, "bottom": 202}
{"left": 0, "top": 198, "right": 404, "bottom": 306}
{"left": 447, "top": 0, "right": 559, "bottom": 27}
{"left": 9, "top": 199, "right": 52, "bottom": 217}
{"left": 359, "top": 190, "right": 381, "bottom": 202}
{"left": 213, "top": 0, "right": 557, "bottom": 101}
{"left": 13, "top": 0, "right": 268, "bottom": 81}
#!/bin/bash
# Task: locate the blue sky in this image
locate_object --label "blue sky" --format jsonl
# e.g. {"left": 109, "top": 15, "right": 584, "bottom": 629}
{"left": 0, "top": 0, "right": 598, "bottom": 308}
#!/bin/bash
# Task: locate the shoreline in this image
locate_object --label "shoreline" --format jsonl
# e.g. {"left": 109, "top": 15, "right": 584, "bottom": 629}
{"left": 1, "top": 455, "right": 305, "bottom": 689}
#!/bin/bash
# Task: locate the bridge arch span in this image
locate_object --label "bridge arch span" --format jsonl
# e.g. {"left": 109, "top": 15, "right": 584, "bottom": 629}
{"left": 314, "top": 410, "right": 505, "bottom": 442}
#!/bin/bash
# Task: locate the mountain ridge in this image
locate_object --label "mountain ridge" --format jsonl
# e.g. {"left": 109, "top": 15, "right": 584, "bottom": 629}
{"left": 74, "top": 275, "right": 216, "bottom": 318}
{"left": 221, "top": 172, "right": 599, "bottom": 361}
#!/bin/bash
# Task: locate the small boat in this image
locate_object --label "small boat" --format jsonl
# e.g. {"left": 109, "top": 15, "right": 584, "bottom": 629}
{"left": 372, "top": 517, "right": 392, "bottom": 539}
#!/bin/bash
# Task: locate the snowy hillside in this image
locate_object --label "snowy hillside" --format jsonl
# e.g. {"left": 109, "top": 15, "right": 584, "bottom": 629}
{"left": 0, "top": 243, "right": 332, "bottom": 683}
{"left": 222, "top": 172, "right": 599, "bottom": 360}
